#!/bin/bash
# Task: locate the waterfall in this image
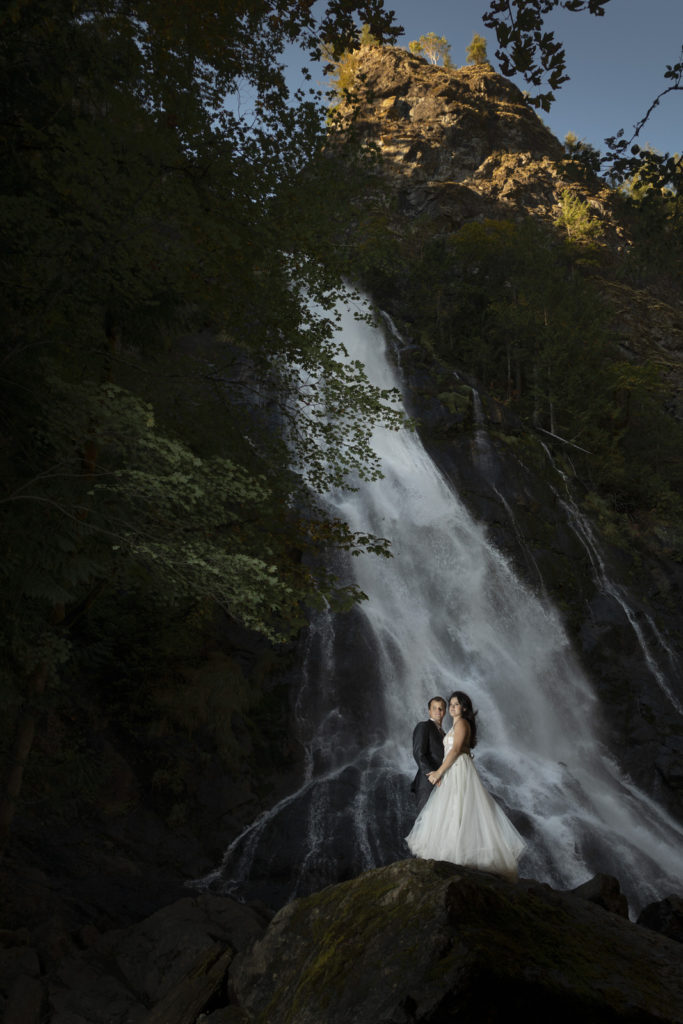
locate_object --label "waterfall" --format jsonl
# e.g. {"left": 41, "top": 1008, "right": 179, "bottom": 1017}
{"left": 540, "top": 442, "right": 683, "bottom": 716}
{"left": 198, "top": 300, "right": 683, "bottom": 915}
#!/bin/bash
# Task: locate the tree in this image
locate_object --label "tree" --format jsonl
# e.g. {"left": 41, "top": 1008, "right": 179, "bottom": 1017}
{"left": 563, "top": 132, "right": 602, "bottom": 179}
{"left": 359, "top": 23, "right": 381, "bottom": 47}
{"left": 324, "top": 22, "right": 381, "bottom": 100}
{"left": 0, "top": 0, "right": 404, "bottom": 856}
{"left": 466, "top": 33, "right": 489, "bottom": 65}
{"left": 409, "top": 33, "right": 452, "bottom": 66}
{"left": 393, "top": 210, "right": 683, "bottom": 519}
{"left": 555, "top": 189, "right": 603, "bottom": 244}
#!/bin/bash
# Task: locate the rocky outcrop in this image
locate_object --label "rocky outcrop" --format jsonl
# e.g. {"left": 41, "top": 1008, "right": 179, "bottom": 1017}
{"left": 5, "top": 861, "right": 680, "bottom": 1024}
{"left": 339, "top": 47, "right": 562, "bottom": 176}
{"left": 231, "top": 860, "right": 683, "bottom": 1024}
{"left": 336, "top": 47, "right": 683, "bottom": 392}
{"left": 0, "top": 893, "right": 270, "bottom": 1024}
{"left": 334, "top": 47, "right": 617, "bottom": 236}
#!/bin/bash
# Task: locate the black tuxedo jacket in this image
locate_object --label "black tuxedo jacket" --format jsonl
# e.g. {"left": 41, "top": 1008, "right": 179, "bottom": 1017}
{"left": 411, "top": 719, "right": 445, "bottom": 813}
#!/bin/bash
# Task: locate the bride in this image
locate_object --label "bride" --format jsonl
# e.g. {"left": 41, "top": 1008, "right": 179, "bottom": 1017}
{"left": 405, "top": 691, "right": 525, "bottom": 881}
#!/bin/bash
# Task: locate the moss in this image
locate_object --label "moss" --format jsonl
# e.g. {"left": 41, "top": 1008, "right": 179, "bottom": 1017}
{"left": 259, "top": 862, "right": 456, "bottom": 1024}
{"left": 437, "top": 389, "right": 472, "bottom": 416}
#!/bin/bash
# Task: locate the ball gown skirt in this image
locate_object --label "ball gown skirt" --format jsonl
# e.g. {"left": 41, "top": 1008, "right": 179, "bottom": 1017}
{"left": 405, "top": 748, "right": 525, "bottom": 881}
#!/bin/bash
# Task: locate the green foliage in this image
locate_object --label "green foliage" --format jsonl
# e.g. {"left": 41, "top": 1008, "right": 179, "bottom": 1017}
{"left": 466, "top": 34, "right": 489, "bottom": 65}
{"left": 0, "top": 0, "right": 406, "bottom": 839}
{"left": 393, "top": 216, "right": 683, "bottom": 526}
{"left": 408, "top": 33, "right": 452, "bottom": 66}
{"left": 0, "top": 0, "right": 405, "bottom": 653}
{"left": 563, "top": 132, "right": 602, "bottom": 181}
{"left": 608, "top": 153, "right": 683, "bottom": 294}
{"left": 324, "top": 23, "right": 381, "bottom": 101}
{"left": 555, "top": 189, "right": 603, "bottom": 244}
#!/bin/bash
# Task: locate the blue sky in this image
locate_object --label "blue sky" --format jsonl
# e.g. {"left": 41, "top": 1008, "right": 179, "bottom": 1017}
{"left": 285, "top": 1, "right": 682, "bottom": 159}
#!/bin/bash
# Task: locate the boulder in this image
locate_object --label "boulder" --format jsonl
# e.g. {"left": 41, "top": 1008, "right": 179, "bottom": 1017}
{"left": 46, "top": 893, "right": 268, "bottom": 1024}
{"left": 570, "top": 873, "right": 629, "bottom": 918}
{"left": 638, "top": 894, "right": 683, "bottom": 944}
{"left": 231, "top": 859, "right": 683, "bottom": 1023}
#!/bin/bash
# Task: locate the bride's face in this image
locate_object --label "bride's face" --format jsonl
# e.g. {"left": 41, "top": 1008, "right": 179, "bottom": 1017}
{"left": 449, "top": 697, "right": 462, "bottom": 718}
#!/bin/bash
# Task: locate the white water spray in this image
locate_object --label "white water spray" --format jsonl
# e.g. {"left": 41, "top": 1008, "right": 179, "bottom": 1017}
{"left": 540, "top": 443, "right": 683, "bottom": 716}
{"left": 202, "top": 300, "right": 683, "bottom": 914}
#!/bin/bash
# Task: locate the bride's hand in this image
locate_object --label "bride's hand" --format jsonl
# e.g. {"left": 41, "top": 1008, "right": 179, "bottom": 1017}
{"left": 427, "top": 771, "right": 440, "bottom": 786}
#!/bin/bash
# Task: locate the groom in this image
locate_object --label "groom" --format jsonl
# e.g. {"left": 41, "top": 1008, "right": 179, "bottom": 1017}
{"left": 411, "top": 696, "right": 446, "bottom": 814}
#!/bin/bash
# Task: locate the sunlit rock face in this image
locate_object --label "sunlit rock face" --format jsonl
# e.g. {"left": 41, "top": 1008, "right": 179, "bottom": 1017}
{"left": 338, "top": 47, "right": 562, "bottom": 178}
{"left": 331, "top": 46, "right": 615, "bottom": 231}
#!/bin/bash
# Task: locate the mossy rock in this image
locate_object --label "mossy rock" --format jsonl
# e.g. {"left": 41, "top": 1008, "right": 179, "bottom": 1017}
{"left": 231, "top": 859, "right": 683, "bottom": 1024}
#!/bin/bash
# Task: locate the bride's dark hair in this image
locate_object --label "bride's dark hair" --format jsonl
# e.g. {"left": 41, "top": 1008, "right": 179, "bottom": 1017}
{"left": 449, "top": 690, "right": 478, "bottom": 749}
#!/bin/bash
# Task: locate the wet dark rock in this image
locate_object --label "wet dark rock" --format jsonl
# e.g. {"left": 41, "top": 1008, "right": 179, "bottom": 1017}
{"left": 0, "top": 945, "right": 40, "bottom": 993}
{"left": 200, "top": 1010, "right": 250, "bottom": 1024}
{"left": 656, "top": 736, "right": 683, "bottom": 790}
{"left": 570, "top": 873, "right": 629, "bottom": 918}
{"left": 230, "top": 859, "right": 683, "bottom": 1024}
{"left": 45, "top": 893, "right": 268, "bottom": 1024}
{"left": 3, "top": 974, "right": 45, "bottom": 1024}
{"left": 144, "top": 944, "right": 233, "bottom": 1024}
{"left": 637, "top": 894, "right": 683, "bottom": 943}
{"left": 0, "top": 945, "right": 43, "bottom": 1024}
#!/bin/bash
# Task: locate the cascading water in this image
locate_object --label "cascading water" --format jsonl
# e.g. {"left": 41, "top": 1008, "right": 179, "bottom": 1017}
{"left": 199, "top": 300, "right": 683, "bottom": 914}
{"left": 541, "top": 442, "right": 683, "bottom": 716}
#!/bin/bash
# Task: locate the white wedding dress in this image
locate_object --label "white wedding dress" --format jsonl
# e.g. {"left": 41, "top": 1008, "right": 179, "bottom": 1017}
{"left": 405, "top": 729, "right": 525, "bottom": 880}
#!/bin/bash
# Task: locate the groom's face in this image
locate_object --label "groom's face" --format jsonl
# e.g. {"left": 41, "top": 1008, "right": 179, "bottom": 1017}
{"left": 428, "top": 701, "right": 446, "bottom": 727}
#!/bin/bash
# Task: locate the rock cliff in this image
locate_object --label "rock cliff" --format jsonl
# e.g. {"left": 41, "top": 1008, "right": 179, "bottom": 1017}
{"left": 333, "top": 45, "right": 682, "bottom": 395}
{"left": 334, "top": 47, "right": 610, "bottom": 233}
{"left": 330, "top": 46, "right": 683, "bottom": 808}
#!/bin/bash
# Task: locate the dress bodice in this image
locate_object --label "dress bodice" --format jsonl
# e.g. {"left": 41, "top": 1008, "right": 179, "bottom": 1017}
{"left": 445, "top": 727, "right": 471, "bottom": 757}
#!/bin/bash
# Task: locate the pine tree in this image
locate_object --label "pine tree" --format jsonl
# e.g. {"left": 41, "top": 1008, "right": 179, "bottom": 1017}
{"left": 466, "top": 33, "right": 489, "bottom": 65}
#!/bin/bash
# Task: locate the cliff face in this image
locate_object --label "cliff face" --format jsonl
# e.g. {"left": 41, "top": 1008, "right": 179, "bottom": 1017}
{"left": 331, "top": 47, "right": 683, "bottom": 808}
{"left": 335, "top": 47, "right": 612, "bottom": 231}
{"left": 336, "top": 46, "right": 682, "bottom": 390}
